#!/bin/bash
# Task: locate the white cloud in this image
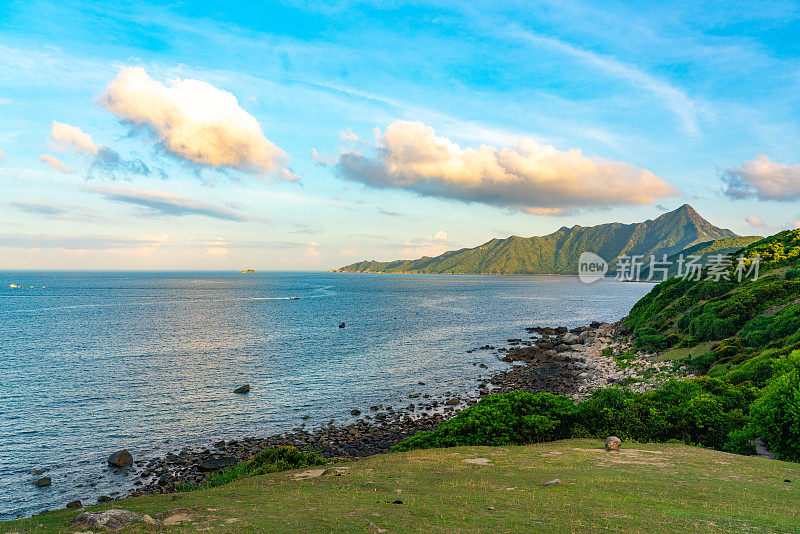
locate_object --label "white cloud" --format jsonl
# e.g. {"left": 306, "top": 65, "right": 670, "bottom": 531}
{"left": 511, "top": 29, "right": 701, "bottom": 137}
{"left": 745, "top": 214, "right": 765, "bottom": 227}
{"left": 331, "top": 121, "right": 675, "bottom": 215}
{"left": 100, "top": 66, "right": 296, "bottom": 180}
{"left": 305, "top": 241, "right": 320, "bottom": 258}
{"left": 51, "top": 121, "right": 98, "bottom": 155}
{"left": 721, "top": 155, "right": 800, "bottom": 201}
{"left": 39, "top": 154, "right": 72, "bottom": 174}
{"left": 402, "top": 230, "right": 451, "bottom": 257}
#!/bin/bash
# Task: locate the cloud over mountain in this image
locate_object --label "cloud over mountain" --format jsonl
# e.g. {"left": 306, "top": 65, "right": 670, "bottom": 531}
{"left": 100, "top": 67, "right": 296, "bottom": 181}
{"left": 86, "top": 185, "right": 264, "bottom": 222}
{"left": 328, "top": 121, "right": 675, "bottom": 215}
{"left": 721, "top": 155, "right": 800, "bottom": 201}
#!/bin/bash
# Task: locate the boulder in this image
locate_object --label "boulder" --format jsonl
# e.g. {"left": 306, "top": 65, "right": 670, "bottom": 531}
{"left": 605, "top": 436, "right": 622, "bottom": 451}
{"left": 445, "top": 398, "right": 460, "bottom": 406}
{"left": 199, "top": 456, "right": 237, "bottom": 471}
{"left": 350, "top": 409, "right": 361, "bottom": 416}
{"left": 66, "top": 500, "right": 83, "bottom": 509}
{"left": 234, "top": 384, "right": 250, "bottom": 394}
{"left": 33, "top": 477, "right": 51, "bottom": 487}
{"left": 69, "top": 509, "right": 143, "bottom": 531}
{"left": 108, "top": 450, "right": 133, "bottom": 467}
{"left": 562, "top": 332, "right": 579, "bottom": 344}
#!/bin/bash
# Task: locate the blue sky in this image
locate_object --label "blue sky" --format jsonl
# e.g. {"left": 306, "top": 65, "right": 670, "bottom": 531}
{"left": 2, "top": 0, "right": 800, "bottom": 269}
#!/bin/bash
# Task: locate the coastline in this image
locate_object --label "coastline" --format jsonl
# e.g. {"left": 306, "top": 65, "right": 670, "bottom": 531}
{"left": 12, "top": 317, "right": 690, "bottom": 518}
{"left": 98, "top": 319, "right": 685, "bottom": 506}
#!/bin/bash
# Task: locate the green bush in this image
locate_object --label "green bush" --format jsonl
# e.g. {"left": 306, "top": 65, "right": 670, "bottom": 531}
{"left": 197, "top": 446, "right": 327, "bottom": 489}
{"left": 391, "top": 391, "right": 578, "bottom": 451}
{"left": 750, "top": 352, "right": 800, "bottom": 461}
{"left": 394, "top": 380, "right": 753, "bottom": 454}
{"left": 576, "top": 379, "right": 750, "bottom": 449}
{"left": 740, "top": 303, "right": 800, "bottom": 348}
{"left": 722, "top": 427, "right": 756, "bottom": 456}
{"left": 684, "top": 352, "right": 718, "bottom": 374}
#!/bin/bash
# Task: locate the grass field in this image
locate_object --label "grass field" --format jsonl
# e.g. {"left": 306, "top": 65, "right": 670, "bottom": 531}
{"left": 3, "top": 439, "right": 799, "bottom": 533}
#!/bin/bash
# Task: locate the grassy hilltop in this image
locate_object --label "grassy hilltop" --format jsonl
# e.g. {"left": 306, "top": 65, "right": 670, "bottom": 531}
{"left": 4, "top": 440, "right": 799, "bottom": 533}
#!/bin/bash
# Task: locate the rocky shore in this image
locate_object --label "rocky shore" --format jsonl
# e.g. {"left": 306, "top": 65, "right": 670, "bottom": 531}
{"left": 54, "top": 319, "right": 688, "bottom": 508}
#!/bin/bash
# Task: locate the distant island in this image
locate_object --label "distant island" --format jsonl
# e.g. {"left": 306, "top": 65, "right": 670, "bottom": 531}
{"left": 236, "top": 269, "right": 258, "bottom": 274}
{"left": 331, "top": 204, "right": 762, "bottom": 276}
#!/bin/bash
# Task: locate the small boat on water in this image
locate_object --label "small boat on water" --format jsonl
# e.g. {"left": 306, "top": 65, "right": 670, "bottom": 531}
{"left": 7, "top": 284, "right": 20, "bottom": 289}
{"left": 289, "top": 296, "right": 300, "bottom": 300}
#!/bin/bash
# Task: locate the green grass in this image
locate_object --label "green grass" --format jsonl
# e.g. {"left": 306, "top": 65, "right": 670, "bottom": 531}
{"left": 659, "top": 341, "right": 715, "bottom": 362}
{"left": 4, "top": 439, "right": 799, "bottom": 533}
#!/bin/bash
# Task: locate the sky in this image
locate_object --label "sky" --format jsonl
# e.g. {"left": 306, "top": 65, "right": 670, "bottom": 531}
{"left": 2, "top": 0, "right": 800, "bottom": 270}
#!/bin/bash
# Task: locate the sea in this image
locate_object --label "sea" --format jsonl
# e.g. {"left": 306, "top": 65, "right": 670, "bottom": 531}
{"left": 0, "top": 271, "right": 652, "bottom": 519}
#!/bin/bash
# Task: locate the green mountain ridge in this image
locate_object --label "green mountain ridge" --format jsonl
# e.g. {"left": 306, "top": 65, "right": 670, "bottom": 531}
{"left": 333, "top": 204, "right": 749, "bottom": 275}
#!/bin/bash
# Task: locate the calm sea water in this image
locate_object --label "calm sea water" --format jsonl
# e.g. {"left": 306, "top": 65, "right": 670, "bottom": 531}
{"left": 0, "top": 271, "right": 651, "bottom": 519}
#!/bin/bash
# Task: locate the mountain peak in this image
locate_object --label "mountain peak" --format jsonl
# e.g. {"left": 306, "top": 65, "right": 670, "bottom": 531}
{"left": 333, "top": 206, "right": 746, "bottom": 275}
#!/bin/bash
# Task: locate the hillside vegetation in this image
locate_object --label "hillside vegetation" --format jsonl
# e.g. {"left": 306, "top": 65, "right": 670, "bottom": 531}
{"left": 391, "top": 230, "right": 800, "bottom": 462}
{"left": 334, "top": 205, "right": 746, "bottom": 275}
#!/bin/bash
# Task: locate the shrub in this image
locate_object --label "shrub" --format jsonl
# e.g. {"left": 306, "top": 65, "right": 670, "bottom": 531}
{"left": 750, "top": 352, "right": 800, "bottom": 461}
{"left": 683, "top": 352, "right": 718, "bottom": 374}
{"left": 393, "top": 380, "right": 754, "bottom": 454}
{"left": 722, "top": 427, "right": 756, "bottom": 456}
{"left": 199, "top": 446, "right": 327, "bottom": 489}
{"left": 391, "top": 391, "right": 578, "bottom": 451}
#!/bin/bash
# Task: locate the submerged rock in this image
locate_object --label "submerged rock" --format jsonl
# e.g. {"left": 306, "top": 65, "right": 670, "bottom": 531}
{"left": 33, "top": 477, "right": 51, "bottom": 487}
{"left": 234, "top": 385, "right": 250, "bottom": 394}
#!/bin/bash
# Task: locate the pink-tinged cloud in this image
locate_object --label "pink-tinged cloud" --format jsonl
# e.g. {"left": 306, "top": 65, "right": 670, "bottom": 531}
{"left": 51, "top": 121, "right": 98, "bottom": 155}
{"left": 99, "top": 67, "right": 296, "bottom": 181}
{"left": 745, "top": 214, "right": 765, "bottom": 227}
{"left": 329, "top": 121, "right": 676, "bottom": 215}
{"left": 721, "top": 155, "right": 800, "bottom": 201}
{"left": 39, "top": 154, "right": 72, "bottom": 174}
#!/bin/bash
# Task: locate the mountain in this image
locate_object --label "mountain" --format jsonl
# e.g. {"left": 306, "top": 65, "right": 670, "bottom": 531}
{"left": 332, "top": 204, "right": 752, "bottom": 275}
